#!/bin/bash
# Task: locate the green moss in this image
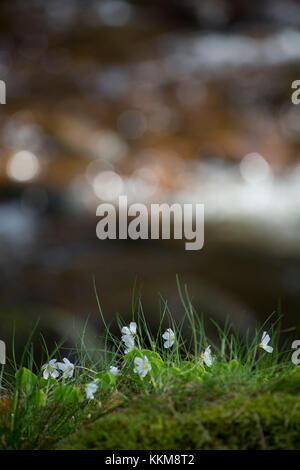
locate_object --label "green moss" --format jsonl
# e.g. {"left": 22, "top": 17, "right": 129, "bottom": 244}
{"left": 57, "top": 388, "right": 300, "bottom": 450}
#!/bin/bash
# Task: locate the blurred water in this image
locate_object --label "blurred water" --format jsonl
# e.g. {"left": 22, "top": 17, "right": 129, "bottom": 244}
{"left": 0, "top": 0, "right": 300, "bottom": 346}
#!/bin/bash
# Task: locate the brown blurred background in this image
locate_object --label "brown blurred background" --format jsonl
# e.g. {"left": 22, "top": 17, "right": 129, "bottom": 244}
{"left": 1, "top": 0, "right": 300, "bottom": 353}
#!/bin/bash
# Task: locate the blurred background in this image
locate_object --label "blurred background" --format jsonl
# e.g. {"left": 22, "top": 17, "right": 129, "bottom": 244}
{"left": 1, "top": 0, "right": 300, "bottom": 354}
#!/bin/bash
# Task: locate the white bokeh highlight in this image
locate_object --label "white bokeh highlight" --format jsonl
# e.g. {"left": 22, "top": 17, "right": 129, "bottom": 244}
{"left": 7, "top": 150, "right": 40, "bottom": 182}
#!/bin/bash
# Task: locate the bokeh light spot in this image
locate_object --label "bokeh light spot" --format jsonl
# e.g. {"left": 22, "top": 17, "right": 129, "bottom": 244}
{"left": 7, "top": 151, "right": 40, "bottom": 182}
{"left": 240, "top": 153, "right": 271, "bottom": 185}
{"left": 92, "top": 170, "right": 124, "bottom": 201}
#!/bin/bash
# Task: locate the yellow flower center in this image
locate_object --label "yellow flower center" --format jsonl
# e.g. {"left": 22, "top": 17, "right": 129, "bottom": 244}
{"left": 259, "top": 342, "right": 263, "bottom": 348}
{"left": 170, "top": 335, "right": 175, "bottom": 342}
{"left": 143, "top": 362, "right": 149, "bottom": 370}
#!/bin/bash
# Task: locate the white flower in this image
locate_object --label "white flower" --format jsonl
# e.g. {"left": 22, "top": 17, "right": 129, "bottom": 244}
{"left": 121, "top": 322, "right": 137, "bottom": 353}
{"left": 41, "top": 359, "right": 60, "bottom": 380}
{"left": 57, "top": 358, "right": 75, "bottom": 379}
{"left": 259, "top": 331, "right": 273, "bottom": 353}
{"left": 85, "top": 379, "right": 99, "bottom": 400}
{"left": 133, "top": 355, "right": 152, "bottom": 378}
{"left": 200, "top": 345, "right": 213, "bottom": 367}
{"left": 122, "top": 334, "right": 135, "bottom": 353}
{"left": 109, "top": 366, "right": 119, "bottom": 377}
{"left": 162, "top": 328, "right": 175, "bottom": 348}
{"left": 121, "top": 322, "right": 137, "bottom": 337}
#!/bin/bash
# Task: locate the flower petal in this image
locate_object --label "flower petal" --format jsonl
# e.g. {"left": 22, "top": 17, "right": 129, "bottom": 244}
{"left": 261, "top": 331, "right": 267, "bottom": 341}
{"left": 134, "top": 357, "right": 143, "bottom": 366}
{"left": 121, "top": 327, "right": 130, "bottom": 335}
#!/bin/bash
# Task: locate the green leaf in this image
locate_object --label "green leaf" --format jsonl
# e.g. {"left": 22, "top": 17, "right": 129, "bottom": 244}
{"left": 39, "top": 377, "right": 57, "bottom": 388}
{"left": 169, "top": 366, "right": 182, "bottom": 378}
{"left": 168, "top": 363, "right": 204, "bottom": 383}
{"left": 141, "top": 350, "right": 164, "bottom": 375}
{"left": 141, "top": 349, "right": 163, "bottom": 363}
{"left": 15, "top": 367, "right": 38, "bottom": 392}
{"left": 54, "top": 386, "right": 83, "bottom": 404}
{"left": 213, "top": 362, "right": 229, "bottom": 373}
{"left": 228, "top": 359, "right": 241, "bottom": 370}
{"left": 94, "top": 371, "right": 116, "bottom": 390}
{"left": 29, "top": 389, "right": 47, "bottom": 407}
{"left": 124, "top": 348, "right": 140, "bottom": 361}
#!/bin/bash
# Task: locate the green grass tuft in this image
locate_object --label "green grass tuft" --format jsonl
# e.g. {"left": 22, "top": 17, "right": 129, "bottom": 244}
{"left": 0, "top": 282, "right": 299, "bottom": 450}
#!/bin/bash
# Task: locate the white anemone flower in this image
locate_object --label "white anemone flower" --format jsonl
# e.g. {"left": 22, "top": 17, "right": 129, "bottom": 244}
{"left": 133, "top": 355, "right": 152, "bottom": 378}
{"left": 121, "top": 322, "right": 137, "bottom": 337}
{"left": 259, "top": 331, "right": 273, "bottom": 353}
{"left": 85, "top": 379, "right": 99, "bottom": 400}
{"left": 109, "top": 366, "right": 119, "bottom": 377}
{"left": 162, "top": 328, "right": 175, "bottom": 348}
{"left": 57, "top": 358, "right": 75, "bottom": 379}
{"left": 122, "top": 334, "right": 135, "bottom": 353}
{"left": 200, "top": 346, "right": 213, "bottom": 367}
{"left": 41, "top": 359, "right": 60, "bottom": 380}
{"left": 121, "top": 322, "right": 137, "bottom": 353}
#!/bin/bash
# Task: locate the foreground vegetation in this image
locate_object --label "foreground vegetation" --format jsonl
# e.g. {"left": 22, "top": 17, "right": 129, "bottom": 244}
{"left": 58, "top": 386, "right": 300, "bottom": 450}
{"left": 0, "top": 284, "right": 299, "bottom": 450}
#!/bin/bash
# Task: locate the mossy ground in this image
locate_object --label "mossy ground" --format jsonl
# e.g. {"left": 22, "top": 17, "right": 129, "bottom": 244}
{"left": 57, "top": 372, "right": 300, "bottom": 450}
